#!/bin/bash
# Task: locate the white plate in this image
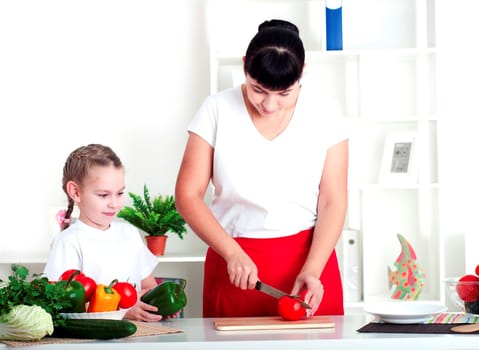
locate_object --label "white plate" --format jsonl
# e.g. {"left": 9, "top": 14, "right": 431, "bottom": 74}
{"left": 364, "top": 301, "right": 447, "bottom": 324}
{"left": 60, "top": 308, "right": 129, "bottom": 320}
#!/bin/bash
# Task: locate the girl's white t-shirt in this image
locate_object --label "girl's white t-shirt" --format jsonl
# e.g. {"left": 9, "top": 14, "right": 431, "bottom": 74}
{"left": 188, "top": 79, "right": 349, "bottom": 239}
{"left": 44, "top": 220, "right": 158, "bottom": 290}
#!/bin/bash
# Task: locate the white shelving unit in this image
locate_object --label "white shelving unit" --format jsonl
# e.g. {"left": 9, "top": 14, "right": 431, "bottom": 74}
{"left": 207, "top": 0, "right": 442, "bottom": 305}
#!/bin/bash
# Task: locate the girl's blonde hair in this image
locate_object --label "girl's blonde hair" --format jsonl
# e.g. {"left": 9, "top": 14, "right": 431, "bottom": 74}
{"left": 61, "top": 144, "right": 123, "bottom": 230}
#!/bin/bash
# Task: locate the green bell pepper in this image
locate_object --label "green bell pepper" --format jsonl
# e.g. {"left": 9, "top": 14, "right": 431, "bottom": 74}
{"left": 141, "top": 280, "right": 187, "bottom": 317}
{"left": 57, "top": 270, "right": 86, "bottom": 313}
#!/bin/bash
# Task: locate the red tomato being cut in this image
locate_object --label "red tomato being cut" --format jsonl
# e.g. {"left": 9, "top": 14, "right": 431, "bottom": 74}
{"left": 277, "top": 294, "right": 307, "bottom": 321}
{"left": 113, "top": 281, "right": 138, "bottom": 309}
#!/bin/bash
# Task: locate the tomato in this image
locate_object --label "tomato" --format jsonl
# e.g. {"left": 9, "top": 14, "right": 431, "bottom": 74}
{"left": 59, "top": 269, "right": 79, "bottom": 281}
{"left": 456, "top": 274, "right": 479, "bottom": 302}
{"left": 113, "top": 281, "right": 138, "bottom": 309}
{"left": 475, "top": 265, "right": 479, "bottom": 276}
{"left": 277, "top": 294, "right": 306, "bottom": 321}
{"left": 78, "top": 276, "right": 97, "bottom": 302}
{"left": 59, "top": 269, "right": 97, "bottom": 302}
{"left": 298, "top": 289, "right": 308, "bottom": 303}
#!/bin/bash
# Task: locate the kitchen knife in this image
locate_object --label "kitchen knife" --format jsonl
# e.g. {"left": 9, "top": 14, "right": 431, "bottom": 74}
{"left": 255, "top": 281, "right": 311, "bottom": 309}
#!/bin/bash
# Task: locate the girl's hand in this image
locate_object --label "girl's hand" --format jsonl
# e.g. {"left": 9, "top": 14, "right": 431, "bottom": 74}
{"left": 124, "top": 289, "right": 164, "bottom": 322}
{"left": 124, "top": 299, "right": 164, "bottom": 322}
{"left": 291, "top": 274, "right": 324, "bottom": 317}
{"left": 226, "top": 250, "right": 258, "bottom": 290}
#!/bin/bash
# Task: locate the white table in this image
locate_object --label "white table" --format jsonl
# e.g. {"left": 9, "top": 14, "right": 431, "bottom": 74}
{"left": 2, "top": 313, "right": 478, "bottom": 350}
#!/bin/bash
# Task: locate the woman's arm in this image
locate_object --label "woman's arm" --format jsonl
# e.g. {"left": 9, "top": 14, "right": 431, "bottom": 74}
{"left": 175, "top": 133, "right": 258, "bottom": 289}
{"left": 292, "top": 139, "right": 349, "bottom": 312}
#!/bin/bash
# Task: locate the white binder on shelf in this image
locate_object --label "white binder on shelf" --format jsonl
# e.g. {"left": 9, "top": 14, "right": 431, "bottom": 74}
{"left": 340, "top": 229, "right": 362, "bottom": 302}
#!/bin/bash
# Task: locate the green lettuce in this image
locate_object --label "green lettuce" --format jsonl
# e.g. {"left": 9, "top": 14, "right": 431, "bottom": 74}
{"left": 0, "top": 305, "right": 53, "bottom": 341}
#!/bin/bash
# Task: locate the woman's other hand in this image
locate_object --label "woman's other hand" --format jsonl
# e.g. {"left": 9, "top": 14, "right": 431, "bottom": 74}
{"left": 291, "top": 274, "right": 324, "bottom": 317}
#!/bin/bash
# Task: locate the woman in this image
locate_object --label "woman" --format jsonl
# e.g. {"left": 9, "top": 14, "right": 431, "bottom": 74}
{"left": 175, "top": 19, "right": 349, "bottom": 317}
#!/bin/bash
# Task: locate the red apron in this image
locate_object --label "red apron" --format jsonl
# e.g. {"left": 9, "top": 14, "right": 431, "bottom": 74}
{"left": 203, "top": 228, "right": 344, "bottom": 317}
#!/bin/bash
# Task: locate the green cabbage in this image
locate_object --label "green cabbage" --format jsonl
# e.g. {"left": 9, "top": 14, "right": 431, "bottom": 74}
{"left": 0, "top": 305, "right": 53, "bottom": 341}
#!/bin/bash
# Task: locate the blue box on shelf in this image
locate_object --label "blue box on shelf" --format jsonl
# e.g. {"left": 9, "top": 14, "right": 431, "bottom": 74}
{"left": 326, "top": 0, "right": 343, "bottom": 50}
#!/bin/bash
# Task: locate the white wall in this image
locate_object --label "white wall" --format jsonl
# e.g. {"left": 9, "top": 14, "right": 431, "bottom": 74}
{"left": 1, "top": 0, "right": 477, "bottom": 311}
{"left": 435, "top": 0, "right": 479, "bottom": 277}
{"left": 0, "top": 0, "right": 210, "bottom": 263}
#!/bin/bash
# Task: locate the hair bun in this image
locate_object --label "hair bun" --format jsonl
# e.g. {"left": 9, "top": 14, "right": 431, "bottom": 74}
{"left": 258, "top": 19, "right": 299, "bottom": 35}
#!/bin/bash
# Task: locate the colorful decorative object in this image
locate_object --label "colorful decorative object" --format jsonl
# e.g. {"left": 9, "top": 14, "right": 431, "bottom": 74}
{"left": 387, "top": 233, "right": 426, "bottom": 300}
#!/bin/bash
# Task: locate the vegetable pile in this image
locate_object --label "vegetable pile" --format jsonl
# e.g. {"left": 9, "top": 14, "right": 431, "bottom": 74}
{"left": 57, "top": 269, "right": 138, "bottom": 313}
{"left": 0, "top": 264, "right": 71, "bottom": 341}
{"left": 0, "top": 265, "right": 139, "bottom": 342}
{"left": 0, "top": 264, "right": 189, "bottom": 342}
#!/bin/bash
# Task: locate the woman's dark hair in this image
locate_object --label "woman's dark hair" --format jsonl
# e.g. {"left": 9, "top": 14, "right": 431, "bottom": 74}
{"left": 244, "top": 19, "right": 305, "bottom": 90}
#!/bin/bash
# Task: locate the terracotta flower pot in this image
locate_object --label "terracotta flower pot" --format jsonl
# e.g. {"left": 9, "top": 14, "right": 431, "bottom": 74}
{"left": 145, "top": 235, "right": 168, "bottom": 256}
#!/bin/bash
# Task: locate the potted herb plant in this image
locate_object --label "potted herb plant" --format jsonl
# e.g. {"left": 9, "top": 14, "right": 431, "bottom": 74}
{"left": 117, "top": 184, "right": 187, "bottom": 256}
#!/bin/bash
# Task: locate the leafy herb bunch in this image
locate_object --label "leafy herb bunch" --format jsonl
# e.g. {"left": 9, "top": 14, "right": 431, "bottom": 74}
{"left": 0, "top": 265, "right": 69, "bottom": 326}
{"left": 117, "top": 184, "right": 187, "bottom": 239}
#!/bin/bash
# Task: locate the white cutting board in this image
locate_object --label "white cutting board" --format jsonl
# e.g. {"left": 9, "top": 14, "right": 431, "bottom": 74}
{"left": 214, "top": 316, "right": 335, "bottom": 331}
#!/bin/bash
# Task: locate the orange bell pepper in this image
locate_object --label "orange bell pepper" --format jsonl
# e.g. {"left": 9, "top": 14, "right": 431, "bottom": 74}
{"left": 87, "top": 279, "right": 121, "bottom": 312}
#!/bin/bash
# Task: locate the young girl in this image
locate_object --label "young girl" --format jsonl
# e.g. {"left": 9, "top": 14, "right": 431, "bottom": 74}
{"left": 44, "top": 144, "right": 164, "bottom": 322}
{"left": 175, "top": 19, "right": 349, "bottom": 317}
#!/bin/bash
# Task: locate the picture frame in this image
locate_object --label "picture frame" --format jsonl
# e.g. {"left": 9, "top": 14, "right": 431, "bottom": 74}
{"left": 379, "top": 131, "right": 418, "bottom": 185}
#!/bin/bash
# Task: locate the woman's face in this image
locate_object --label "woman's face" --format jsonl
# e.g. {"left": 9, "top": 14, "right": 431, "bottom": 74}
{"left": 75, "top": 165, "right": 125, "bottom": 231}
{"left": 244, "top": 74, "right": 301, "bottom": 118}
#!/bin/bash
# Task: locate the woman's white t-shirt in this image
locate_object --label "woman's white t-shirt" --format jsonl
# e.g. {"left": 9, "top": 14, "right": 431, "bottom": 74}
{"left": 188, "top": 80, "right": 349, "bottom": 239}
{"left": 44, "top": 220, "right": 158, "bottom": 290}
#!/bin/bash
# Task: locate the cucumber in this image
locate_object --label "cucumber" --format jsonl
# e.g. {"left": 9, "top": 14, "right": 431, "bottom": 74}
{"left": 52, "top": 319, "right": 137, "bottom": 339}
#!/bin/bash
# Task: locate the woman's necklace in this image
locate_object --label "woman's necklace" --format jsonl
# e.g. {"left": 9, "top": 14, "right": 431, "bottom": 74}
{"left": 249, "top": 107, "right": 288, "bottom": 140}
{"left": 244, "top": 97, "right": 291, "bottom": 140}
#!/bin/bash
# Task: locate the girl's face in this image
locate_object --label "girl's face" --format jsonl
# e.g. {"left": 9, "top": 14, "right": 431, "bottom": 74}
{"left": 244, "top": 75, "right": 301, "bottom": 118}
{"left": 73, "top": 165, "right": 125, "bottom": 231}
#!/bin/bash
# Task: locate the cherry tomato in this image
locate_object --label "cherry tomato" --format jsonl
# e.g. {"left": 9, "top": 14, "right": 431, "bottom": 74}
{"left": 475, "top": 265, "right": 479, "bottom": 276}
{"left": 277, "top": 295, "right": 306, "bottom": 321}
{"left": 59, "top": 269, "right": 97, "bottom": 302}
{"left": 456, "top": 274, "right": 479, "bottom": 302}
{"left": 113, "top": 281, "right": 138, "bottom": 309}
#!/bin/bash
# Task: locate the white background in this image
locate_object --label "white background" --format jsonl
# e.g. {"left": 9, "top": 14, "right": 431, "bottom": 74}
{"left": 0, "top": 0, "right": 478, "bottom": 290}
{"left": 0, "top": 0, "right": 210, "bottom": 261}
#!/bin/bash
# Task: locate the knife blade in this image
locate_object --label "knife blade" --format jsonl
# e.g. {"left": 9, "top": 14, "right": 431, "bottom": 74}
{"left": 255, "top": 281, "right": 311, "bottom": 309}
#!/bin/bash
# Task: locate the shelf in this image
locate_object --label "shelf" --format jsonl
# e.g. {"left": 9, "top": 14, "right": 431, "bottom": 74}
{"left": 0, "top": 253, "right": 207, "bottom": 265}
{"left": 0, "top": 258, "right": 49, "bottom": 265}
{"left": 359, "top": 183, "right": 439, "bottom": 191}
{"left": 212, "top": 48, "right": 436, "bottom": 63}
{"left": 157, "top": 253, "right": 206, "bottom": 263}
{"left": 209, "top": 0, "right": 441, "bottom": 306}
